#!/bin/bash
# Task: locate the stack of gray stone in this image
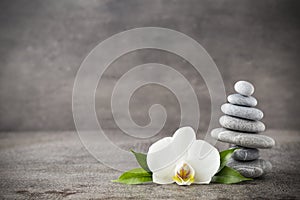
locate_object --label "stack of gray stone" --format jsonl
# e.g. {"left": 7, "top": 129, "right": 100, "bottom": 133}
{"left": 211, "top": 81, "right": 275, "bottom": 178}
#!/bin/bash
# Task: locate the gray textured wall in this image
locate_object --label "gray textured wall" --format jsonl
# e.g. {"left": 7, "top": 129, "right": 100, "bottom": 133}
{"left": 0, "top": 0, "right": 299, "bottom": 132}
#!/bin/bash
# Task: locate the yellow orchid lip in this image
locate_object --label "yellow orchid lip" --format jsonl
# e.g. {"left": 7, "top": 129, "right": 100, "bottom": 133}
{"left": 173, "top": 162, "right": 195, "bottom": 185}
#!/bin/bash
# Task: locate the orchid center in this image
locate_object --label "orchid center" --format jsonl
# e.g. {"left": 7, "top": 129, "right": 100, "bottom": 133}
{"left": 173, "top": 161, "right": 195, "bottom": 185}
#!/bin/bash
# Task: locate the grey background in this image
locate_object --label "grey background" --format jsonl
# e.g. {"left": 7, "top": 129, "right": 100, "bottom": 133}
{"left": 0, "top": 1, "right": 299, "bottom": 199}
{"left": 0, "top": 0, "right": 299, "bottom": 132}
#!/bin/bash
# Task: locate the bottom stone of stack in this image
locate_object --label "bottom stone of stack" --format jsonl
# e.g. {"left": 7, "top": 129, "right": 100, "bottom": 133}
{"left": 227, "top": 158, "right": 272, "bottom": 178}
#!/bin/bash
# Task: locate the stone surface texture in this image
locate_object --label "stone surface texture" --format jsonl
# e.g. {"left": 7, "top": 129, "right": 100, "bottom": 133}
{"left": 0, "top": 130, "right": 299, "bottom": 199}
{"left": 227, "top": 158, "right": 272, "bottom": 178}
{"left": 227, "top": 94, "right": 258, "bottom": 107}
{"left": 219, "top": 115, "right": 265, "bottom": 132}
{"left": 232, "top": 147, "right": 260, "bottom": 161}
{"left": 221, "top": 103, "right": 263, "bottom": 120}
{"left": 234, "top": 81, "right": 255, "bottom": 96}
{"left": 211, "top": 128, "right": 275, "bottom": 148}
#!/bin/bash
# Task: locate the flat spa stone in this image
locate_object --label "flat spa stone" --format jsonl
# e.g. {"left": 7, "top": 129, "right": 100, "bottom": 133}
{"left": 227, "top": 93, "right": 257, "bottom": 107}
{"left": 219, "top": 115, "right": 265, "bottom": 132}
{"left": 232, "top": 147, "right": 260, "bottom": 161}
{"left": 234, "top": 81, "right": 254, "bottom": 96}
{"left": 227, "top": 158, "right": 272, "bottom": 178}
{"left": 210, "top": 128, "right": 275, "bottom": 148}
{"left": 221, "top": 103, "right": 263, "bottom": 121}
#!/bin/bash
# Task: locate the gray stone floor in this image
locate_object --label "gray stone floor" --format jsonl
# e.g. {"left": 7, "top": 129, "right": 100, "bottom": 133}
{"left": 0, "top": 130, "right": 299, "bottom": 199}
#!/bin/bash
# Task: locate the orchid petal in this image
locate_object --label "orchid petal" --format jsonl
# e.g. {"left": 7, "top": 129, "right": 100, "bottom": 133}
{"left": 152, "top": 164, "right": 175, "bottom": 184}
{"left": 147, "top": 127, "right": 196, "bottom": 173}
{"left": 186, "top": 140, "right": 220, "bottom": 184}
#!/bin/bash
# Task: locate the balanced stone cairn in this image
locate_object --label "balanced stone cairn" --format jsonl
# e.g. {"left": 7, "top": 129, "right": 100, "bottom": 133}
{"left": 211, "top": 81, "right": 275, "bottom": 178}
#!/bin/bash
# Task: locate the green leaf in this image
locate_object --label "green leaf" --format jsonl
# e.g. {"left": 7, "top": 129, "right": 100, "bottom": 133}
{"left": 212, "top": 166, "right": 253, "bottom": 184}
{"left": 218, "top": 148, "right": 237, "bottom": 172}
{"left": 112, "top": 168, "right": 153, "bottom": 185}
{"left": 130, "top": 149, "right": 151, "bottom": 173}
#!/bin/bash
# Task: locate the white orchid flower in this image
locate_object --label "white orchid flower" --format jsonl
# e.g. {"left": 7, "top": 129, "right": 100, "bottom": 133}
{"left": 146, "top": 127, "right": 220, "bottom": 185}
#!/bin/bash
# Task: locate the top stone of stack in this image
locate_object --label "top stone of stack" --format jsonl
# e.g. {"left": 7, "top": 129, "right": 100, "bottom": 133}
{"left": 234, "top": 81, "right": 255, "bottom": 96}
